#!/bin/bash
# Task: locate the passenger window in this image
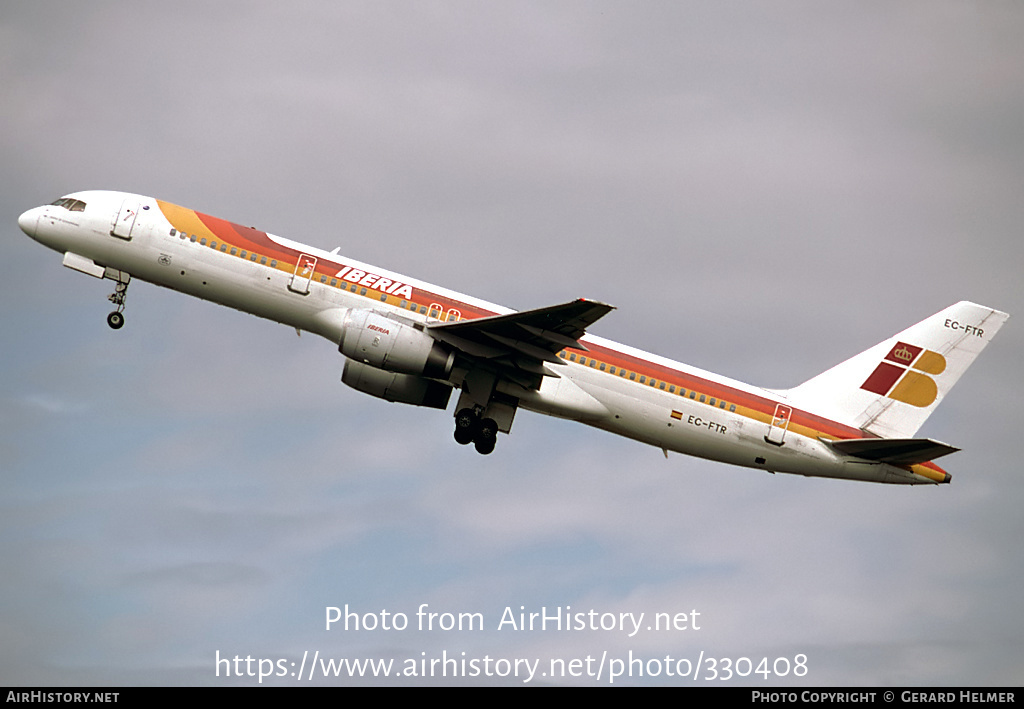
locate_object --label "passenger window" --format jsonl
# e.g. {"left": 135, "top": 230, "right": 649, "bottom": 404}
{"left": 170, "top": 228, "right": 177, "bottom": 236}
{"left": 629, "top": 372, "right": 636, "bottom": 381}
{"left": 231, "top": 247, "right": 238, "bottom": 256}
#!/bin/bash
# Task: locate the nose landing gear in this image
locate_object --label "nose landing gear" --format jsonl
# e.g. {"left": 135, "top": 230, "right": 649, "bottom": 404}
{"left": 106, "top": 311, "right": 125, "bottom": 329}
{"left": 106, "top": 277, "right": 130, "bottom": 329}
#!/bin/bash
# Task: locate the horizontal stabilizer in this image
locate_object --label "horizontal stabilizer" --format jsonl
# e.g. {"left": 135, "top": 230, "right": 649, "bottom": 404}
{"left": 828, "top": 437, "right": 960, "bottom": 466}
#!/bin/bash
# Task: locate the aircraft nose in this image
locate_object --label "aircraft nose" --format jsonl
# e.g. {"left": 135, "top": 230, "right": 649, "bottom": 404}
{"left": 18, "top": 208, "right": 38, "bottom": 238}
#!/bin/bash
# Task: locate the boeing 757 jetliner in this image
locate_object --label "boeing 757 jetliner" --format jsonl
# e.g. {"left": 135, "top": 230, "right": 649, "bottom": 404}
{"left": 19, "top": 191, "right": 1008, "bottom": 484}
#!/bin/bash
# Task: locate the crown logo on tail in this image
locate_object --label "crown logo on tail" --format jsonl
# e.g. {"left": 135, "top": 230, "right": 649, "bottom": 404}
{"left": 893, "top": 345, "right": 914, "bottom": 363}
{"left": 860, "top": 342, "right": 947, "bottom": 407}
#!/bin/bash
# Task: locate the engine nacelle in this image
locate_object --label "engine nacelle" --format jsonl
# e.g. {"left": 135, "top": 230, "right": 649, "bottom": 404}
{"left": 339, "top": 310, "right": 454, "bottom": 379}
{"left": 342, "top": 359, "right": 452, "bottom": 410}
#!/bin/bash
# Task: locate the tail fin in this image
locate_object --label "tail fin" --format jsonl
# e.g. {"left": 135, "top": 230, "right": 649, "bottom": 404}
{"left": 783, "top": 302, "right": 1008, "bottom": 439}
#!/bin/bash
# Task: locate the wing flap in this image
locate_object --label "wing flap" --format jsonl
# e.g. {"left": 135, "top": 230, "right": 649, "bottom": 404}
{"left": 480, "top": 332, "right": 567, "bottom": 364}
{"left": 511, "top": 322, "right": 588, "bottom": 351}
{"left": 429, "top": 298, "right": 613, "bottom": 358}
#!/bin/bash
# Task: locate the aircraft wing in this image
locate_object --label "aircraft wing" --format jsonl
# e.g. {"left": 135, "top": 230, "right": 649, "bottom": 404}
{"left": 828, "top": 437, "right": 960, "bottom": 466}
{"left": 427, "top": 298, "right": 615, "bottom": 385}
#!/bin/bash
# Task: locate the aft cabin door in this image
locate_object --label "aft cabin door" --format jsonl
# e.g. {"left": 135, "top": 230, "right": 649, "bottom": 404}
{"left": 288, "top": 253, "right": 317, "bottom": 295}
{"left": 111, "top": 199, "right": 140, "bottom": 240}
{"left": 765, "top": 403, "right": 792, "bottom": 446}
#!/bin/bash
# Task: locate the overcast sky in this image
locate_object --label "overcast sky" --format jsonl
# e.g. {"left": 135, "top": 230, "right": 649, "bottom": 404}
{"left": 2, "top": 1, "right": 1022, "bottom": 686}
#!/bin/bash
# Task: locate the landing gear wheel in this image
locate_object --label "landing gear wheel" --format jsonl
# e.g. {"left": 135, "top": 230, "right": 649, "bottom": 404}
{"left": 474, "top": 437, "right": 496, "bottom": 455}
{"left": 454, "top": 408, "right": 478, "bottom": 445}
{"left": 473, "top": 418, "right": 498, "bottom": 455}
{"left": 105, "top": 276, "right": 130, "bottom": 330}
{"left": 107, "top": 311, "right": 125, "bottom": 329}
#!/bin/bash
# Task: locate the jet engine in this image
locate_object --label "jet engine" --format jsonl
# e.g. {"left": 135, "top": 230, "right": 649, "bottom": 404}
{"left": 339, "top": 310, "right": 454, "bottom": 379}
{"left": 342, "top": 359, "right": 452, "bottom": 409}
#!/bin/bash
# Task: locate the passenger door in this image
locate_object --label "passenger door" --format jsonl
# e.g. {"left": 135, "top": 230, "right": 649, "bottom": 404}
{"left": 111, "top": 199, "right": 140, "bottom": 240}
{"left": 765, "top": 403, "right": 792, "bottom": 446}
{"left": 288, "top": 253, "right": 317, "bottom": 294}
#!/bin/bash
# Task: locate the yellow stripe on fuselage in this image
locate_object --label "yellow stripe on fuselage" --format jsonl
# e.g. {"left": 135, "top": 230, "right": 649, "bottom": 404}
{"left": 156, "top": 201, "right": 220, "bottom": 242}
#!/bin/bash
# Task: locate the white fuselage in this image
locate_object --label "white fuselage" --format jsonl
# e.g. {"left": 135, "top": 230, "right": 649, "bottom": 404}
{"left": 18, "top": 190, "right": 952, "bottom": 485}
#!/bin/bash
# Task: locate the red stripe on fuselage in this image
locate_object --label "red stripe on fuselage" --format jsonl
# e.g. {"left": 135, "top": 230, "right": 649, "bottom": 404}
{"left": 170, "top": 205, "right": 948, "bottom": 478}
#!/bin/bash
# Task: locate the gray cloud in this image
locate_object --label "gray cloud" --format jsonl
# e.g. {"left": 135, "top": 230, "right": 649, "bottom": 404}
{"left": 2, "top": 0, "right": 1022, "bottom": 686}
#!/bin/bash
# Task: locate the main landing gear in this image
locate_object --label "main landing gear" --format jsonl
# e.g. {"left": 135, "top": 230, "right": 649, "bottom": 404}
{"left": 454, "top": 407, "right": 499, "bottom": 455}
{"left": 106, "top": 279, "right": 129, "bottom": 329}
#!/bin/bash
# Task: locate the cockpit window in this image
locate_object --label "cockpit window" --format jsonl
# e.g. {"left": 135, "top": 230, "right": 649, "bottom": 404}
{"left": 50, "top": 197, "right": 87, "bottom": 212}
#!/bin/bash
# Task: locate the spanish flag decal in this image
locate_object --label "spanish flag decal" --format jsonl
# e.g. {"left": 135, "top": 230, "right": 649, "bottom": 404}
{"left": 860, "top": 342, "right": 947, "bottom": 407}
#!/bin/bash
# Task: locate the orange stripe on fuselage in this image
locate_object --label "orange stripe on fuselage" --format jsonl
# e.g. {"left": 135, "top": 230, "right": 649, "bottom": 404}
{"left": 156, "top": 200, "right": 500, "bottom": 318}
{"left": 155, "top": 200, "right": 951, "bottom": 481}
{"left": 156, "top": 200, "right": 221, "bottom": 243}
{"left": 563, "top": 341, "right": 950, "bottom": 480}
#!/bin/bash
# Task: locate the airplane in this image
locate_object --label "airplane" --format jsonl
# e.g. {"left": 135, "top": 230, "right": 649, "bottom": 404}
{"left": 18, "top": 190, "right": 1008, "bottom": 484}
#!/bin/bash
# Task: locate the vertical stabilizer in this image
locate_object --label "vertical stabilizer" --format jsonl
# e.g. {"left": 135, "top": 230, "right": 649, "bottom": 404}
{"left": 783, "top": 302, "right": 1008, "bottom": 439}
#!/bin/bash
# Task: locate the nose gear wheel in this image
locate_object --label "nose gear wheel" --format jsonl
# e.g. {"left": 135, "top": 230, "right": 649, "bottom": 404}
{"left": 106, "top": 279, "right": 130, "bottom": 329}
